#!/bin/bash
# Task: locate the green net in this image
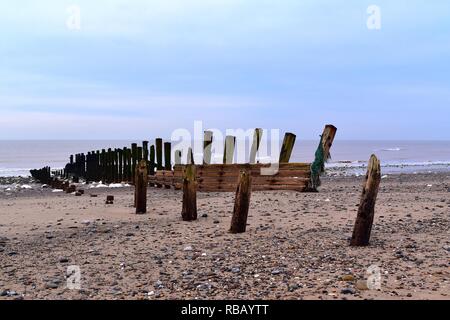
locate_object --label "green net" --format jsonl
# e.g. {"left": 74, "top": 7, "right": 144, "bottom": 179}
{"left": 310, "top": 135, "right": 328, "bottom": 190}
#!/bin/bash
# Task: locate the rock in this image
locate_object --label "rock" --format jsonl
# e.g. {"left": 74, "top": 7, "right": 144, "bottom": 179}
{"left": 443, "top": 245, "right": 450, "bottom": 252}
{"left": 183, "top": 246, "right": 193, "bottom": 251}
{"left": 201, "top": 214, "right": 208, "bottom": 218}
{"left": 288, "top": 284, "right": 300, "bottom": 292}
{"left": 356, "top": 280, "right": 369, "bottom": 290}
{"left": 45, "top": 282, "right": 59, "bottom": 289}
{"left": 59, "top": 257, "right": 69, "bottom": 263}
{"left": 125, "top": 233, "right": 135, "bottom": 237}
{"left": 341, "top": 275, "right": 355, "bottom": 282}
{"left": 154, "top": 280, "right": 164, "bottom": 289}
{"left": 231, "top": 267, "right": 240, "bottom": 273}
{"left": 0, "top": 290, "right": 8, "bottom": 297}
{"left": 271, "top": 269, "right": 283, "bottom": 275}
{"left": 213, "top": 220, "right": 220, "bottom": 224}
{"left": 341, "top": 288, "right": 356, "bottom": 295}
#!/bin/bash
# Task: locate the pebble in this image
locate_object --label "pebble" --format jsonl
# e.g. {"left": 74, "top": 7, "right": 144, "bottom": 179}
{"left": 341, "top": 275, "right": 355, "bottom": 282}
{"left": 271, "top": 269, "right": 283, "bottom": 275}
{"left": 341, "top": 288, "right": 356, "bottom": 295}
{"left": 356, "top": 280, "right": 369, "bottom": 290}
{"left": 231, "top": 267, "right": 241, "bottom": 273}
{"left": 184, "top": 246, "right": 193, "bottom": 251}
{"left": 45, "top": 282, "right": 59, "bottom": 289}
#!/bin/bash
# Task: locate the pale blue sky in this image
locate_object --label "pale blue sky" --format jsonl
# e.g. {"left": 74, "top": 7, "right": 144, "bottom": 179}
{"left": 0, "top": 0, "right": 449, "bottom": 140}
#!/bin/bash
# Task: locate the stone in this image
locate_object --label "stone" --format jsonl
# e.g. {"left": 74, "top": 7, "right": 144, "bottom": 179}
{"left": 356, "top": 280, "right": 369, "bottom": 290}
{"left": 45, "top": 282, "right": 59, "bottom": 289}
{"left": 59, "top": 257, "right": 69, "bottom": 263}
{"left": 201, "top": 214, "right": 208, "bottom": 218}
{"left": 288, "top": 284, "right": 300, "bottom": 292}
{"left": 341, "top": 288, "right": 356, "bottom": 295}
{"left": 271, "top": 269, "right": 283, "bottom": 275}
{"left": 184, "top": 246, "right": 193, "bottom": 251}
{"left": 231, "top": 267, "right": 240, "bottom": 273}
{"left": 341, "top": 275, "right": 355, "bottom": 282}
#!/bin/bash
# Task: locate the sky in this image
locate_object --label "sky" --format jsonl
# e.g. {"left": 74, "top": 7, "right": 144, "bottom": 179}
{"left": 0, "top": 0, "right": 449, "bottom": 140}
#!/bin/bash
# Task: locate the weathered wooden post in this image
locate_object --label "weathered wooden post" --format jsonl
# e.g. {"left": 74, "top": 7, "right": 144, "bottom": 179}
{"left": 143, "top": 141, "right": 149, "bottom": 162}
{"left": 95, "top": 150, "right": 100, "bottom": 181}
{"left": 308, "top": 125, "right": 338, "bottom": 191}
{"left": 175, "top": 150, "right": 182, "bottom": 165}
{"left": 155, "top": 138, "right": 163, "bottom": 170}
{"left": 350, "top": 155, "right": 381, "bottom": 246}
{"left": 249, "top": 128, "right": 263, "bottom": 164}
{"left": 187, "top": 147, "right": 195, "bottom": 165}
{"left": 203, "top": 131, "right": 213, "bottom": 164}
{"left": 108, "top": 148, "right": 114, "bottom": 183}
{"left": 113, "top": 149, "right": 119, "bottom": 182}
{"left": 279, "top": 132, "right": 296, "bottom": 163}
{"left": 164, "top": 142, "right": 172, "bottom": 170}
{"left": 131, "top": 143, "right": 138, "bottom": 183}
{"left": 137, "top": 146, "right": 143, "bottom": 162}
{"left": 321, "top": 124, "right": 337, "bottom": 161}
{"left": 118, "top": 149, "right": 123, "bottom": 182}
{"left": 223, "top": 135, "right": 236, "bottom": 164}
{"left": 101, "top": 149, "right": 106, "bottom": 182}
{"left": 229, "top": 168, "right": 252, "bottom": 233}
{"left": 181, "top": 164, "right": 197, "bottom": 221}
{"left": 135, "top": 160, "right": 148, "bottom": 214}
{"left": 126, "top": 148, "right": 132, "bottom": 182}
{"left": 149, "top": 145, "right": 156, "bottom": 175}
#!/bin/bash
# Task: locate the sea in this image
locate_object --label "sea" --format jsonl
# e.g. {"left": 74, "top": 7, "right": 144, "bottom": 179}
{"left": 0, "top": 140, "right": 449, "bottom": 178}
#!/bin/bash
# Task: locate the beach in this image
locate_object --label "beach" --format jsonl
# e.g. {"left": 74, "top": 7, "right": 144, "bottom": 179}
{"left": 1, "top": 172, "right": 448, "bottom": 300}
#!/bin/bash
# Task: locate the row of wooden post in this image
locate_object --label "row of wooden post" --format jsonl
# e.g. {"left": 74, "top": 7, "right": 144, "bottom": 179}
{"left": 60, "top": 123, "right": 329, "bottom": 184}
{"left": 63, "top": 139, "right": 173, "bottom": 184}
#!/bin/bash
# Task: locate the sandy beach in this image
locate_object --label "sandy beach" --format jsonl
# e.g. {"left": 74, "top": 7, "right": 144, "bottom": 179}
{"left": 0, "top": 172, "right": 448, "bottom": 300}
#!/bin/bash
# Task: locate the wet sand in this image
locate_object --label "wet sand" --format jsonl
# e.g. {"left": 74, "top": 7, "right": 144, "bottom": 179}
{"left": 0, "top": 173, "right": 449, "bottom": 300}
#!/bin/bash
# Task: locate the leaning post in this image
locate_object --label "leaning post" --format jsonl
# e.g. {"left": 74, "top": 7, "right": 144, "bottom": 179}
{"left": 350, "top": 155, "right": 381, "bottom": 246}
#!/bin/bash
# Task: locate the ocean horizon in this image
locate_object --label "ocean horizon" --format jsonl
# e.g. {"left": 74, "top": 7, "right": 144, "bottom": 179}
{"left": 1, "top": 140, "right": 449, "bottom": 177}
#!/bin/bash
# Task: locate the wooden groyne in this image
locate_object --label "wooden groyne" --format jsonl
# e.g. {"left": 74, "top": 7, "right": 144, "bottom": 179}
{"left": 30, "top": 124, "right": 337, "bottom": 193}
